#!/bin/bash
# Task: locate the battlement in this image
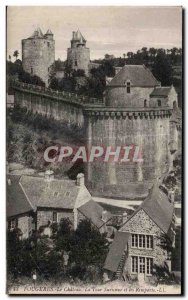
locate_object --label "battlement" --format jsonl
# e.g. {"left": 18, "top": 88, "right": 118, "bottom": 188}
{"left": 10, "top": 80, "right": 104, "bottom": 107}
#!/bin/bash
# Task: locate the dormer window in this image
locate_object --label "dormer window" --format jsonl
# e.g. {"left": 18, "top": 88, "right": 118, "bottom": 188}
{"left": 157, "top": 100, "right": 161, "bottom": 107}
{"left": 126, "top": 81, "right": 131, "bottom": 94}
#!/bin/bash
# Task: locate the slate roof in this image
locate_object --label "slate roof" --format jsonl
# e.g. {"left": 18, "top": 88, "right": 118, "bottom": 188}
{"left": 73, "top": 30, "right": 86, "bottom": 43}
{"left": 122, "top": 183, "right": 174, "bottom": 236}
{"left": 150, "top": 87, "right": 172, "bottom": 97}
{"left": 19, "top": 175, "right": 80, "bottom": 209}
{"left": 78, "top": 200, "right": 111, "bottom": 228}
{"left": 7, "top": 175, "right": 33, "bottom": 218}
{"left": 107, "top": 65, "right": 160, "bottom": 87}
{"left": 30, "top": 28, "right": 44, "bottom": 38}
{"left": 104, "top": 232, "right": 130, "bottom": 272}
{"left": 45, "top": 29, "right": 53, "bottom": 35}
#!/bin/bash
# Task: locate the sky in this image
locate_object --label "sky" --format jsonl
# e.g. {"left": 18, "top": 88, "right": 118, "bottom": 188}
{"left": 7, "top": 6, "right": 182, "bottom": 61}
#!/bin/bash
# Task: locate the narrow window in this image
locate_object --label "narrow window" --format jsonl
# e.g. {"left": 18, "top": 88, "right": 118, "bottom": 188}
{"left": 139, "top": 257, "right": 145, "bottom": 273}
{"left": 127, "top": 82, "right": 131, "bottom": 94}
{"left": 146, "top": 258, "right": 153, "bottom": 275}
{"left": 131, "top": 256, "right": 138, "bottom": 273}
{"left": 146, "top": 235, "right": 153, "bottom": 249}
{"left": 144, "top": 99, "right": 147, "bottom": 107}
{"left": 75, "top": 60, "right": 78, "bottom": 67}
{"left": 31, "top": 67, "right": 33, "bottom": 75}
{"left": 53, "top": 212, "right": 57, "bottom": 222}
{"left": 131, "top": 234, "right": 138, "bottom": 247}
{"left": 139, "top": 234, "right": 145, "bottom": 248}
{"left": 47, "top": 42, "right": 50, "bottom": 47}
{"left": 158, "top": 100, "right": 161, "bottom": 107}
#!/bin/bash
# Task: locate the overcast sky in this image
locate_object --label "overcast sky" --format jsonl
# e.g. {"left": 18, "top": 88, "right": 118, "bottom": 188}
{"left": 7, "top": 6, "right": 182, "bottom": 61}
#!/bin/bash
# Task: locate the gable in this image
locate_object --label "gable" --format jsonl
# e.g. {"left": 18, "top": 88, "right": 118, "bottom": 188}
{"left": 120, "top": 209, "right": 161, "bottom": 236}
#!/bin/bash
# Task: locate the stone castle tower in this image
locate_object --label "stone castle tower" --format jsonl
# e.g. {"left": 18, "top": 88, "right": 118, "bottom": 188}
{"left": 22, "top": 28, "right": 55, "bottom": 86}
{"left": 84, "top": 65, "right": 178, "bottom": 198}
{"left": 67, "top": 30, "right": 90, "bottom": 75}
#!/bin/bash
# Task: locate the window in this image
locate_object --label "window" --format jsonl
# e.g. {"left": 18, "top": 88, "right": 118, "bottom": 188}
{"left": 144, "top": 99, "right": 147, "bottom": 107}
{"left": 53, "top": 212, "right": 57, "bottom": 222}
{"left": 131, "top": 256, "right": 138, "bottom": 273}
{"left": 146, "top": 257, "right": 153, "bottom": 275}
{"left": 31, "top": 67, "right": 33, "bottom": 75}
{"left": 146, "top": 235, "right": 153, "bottom": 249}
{"left": 127, "top": 81, "right": 131, "bottom": 93}
{"left": 47, "top": 42, "right": 50, "bottom": 47}
{"left": 131, "top": 256, "right": 153, "bottom": 275}
{"left": 139, "top": 234, "right": 145, "bottom": 248}
{"left": 139, "top": 257, "right": 145, "bottom": 273}
{"left": 131, "top": 234, "right": 153, "bottom": 249}
{"left": 157, "top": 100, "right": 161, "bottom": 107}
{"left": 131, "top": 234, "right": 138, "bottom": 248}
{"left": 75, "top": 60, "right": 78, "bottom": 67}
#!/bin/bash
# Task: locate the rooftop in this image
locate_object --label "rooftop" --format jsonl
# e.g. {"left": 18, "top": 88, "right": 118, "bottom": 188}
{"left": 107, "top": 65, "right": 160, "bottom": 87}
{"left": 104, "top": 232, "right": 130, "bottom": 272}
{"left": 121, "top": 182, "right": 174, "bottom": 236}
{"left": 78, "top": 199, "right": 112, "bottom": 228}
{"left": 150, "top": 86, "right": 172, "bottom": 97}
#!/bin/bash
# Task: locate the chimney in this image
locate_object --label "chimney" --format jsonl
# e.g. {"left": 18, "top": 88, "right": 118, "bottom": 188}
{"left": 168, "top": 190, "right": 175, "bottom": 204}
{"left": 122, "top": 212, "right": 128, "bottom": 224}
{"left": 76, "top": 173, "right": 85, "bottom": 186}
{"left": 44, "top": 170, "right": 54, "bottom": 181}
{"left": 102, "top": 210, "right": 108, "bottom": 222}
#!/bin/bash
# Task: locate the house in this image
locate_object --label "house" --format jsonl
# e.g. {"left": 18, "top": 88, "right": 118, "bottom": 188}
{"left": 104, "top": 183, "right": 175, "bottom": 282}
{"left": 7, "top": 171, "right": 112, "bottom": 239}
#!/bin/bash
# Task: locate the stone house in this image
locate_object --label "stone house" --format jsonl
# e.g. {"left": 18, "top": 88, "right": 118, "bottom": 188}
{"left": 104, "top": 184, "right": 175, "bottom": 282}
{"left": 7, "top": 172, "right": 111, "bottom": 239}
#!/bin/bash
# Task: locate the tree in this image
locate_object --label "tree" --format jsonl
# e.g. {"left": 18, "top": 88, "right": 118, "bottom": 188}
{"left": 13, "top": 50, "right": 19, "bottom": 61}
{"left": 152, "top": 52, "right": 173, "bottom": 86}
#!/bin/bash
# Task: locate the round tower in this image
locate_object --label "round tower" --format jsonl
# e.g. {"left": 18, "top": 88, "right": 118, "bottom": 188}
{"left": 22, "top": 28, "right": 55, "bottom": 86}
{"left": 67, "top": 30, "right": 90, "bottom": 75}
{"left": 84, "top": 65, "right": 176, "bottom": 199}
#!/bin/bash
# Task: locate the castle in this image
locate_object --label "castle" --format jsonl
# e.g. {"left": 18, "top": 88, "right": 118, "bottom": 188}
{"left": 14, "top": 29, "right": 180, "bottom": 199}
{"left": 22, "top": 28, "right": 55, "bottom": 86}
{"left": 67, "top": 30, "right": 90, "bottom": 75}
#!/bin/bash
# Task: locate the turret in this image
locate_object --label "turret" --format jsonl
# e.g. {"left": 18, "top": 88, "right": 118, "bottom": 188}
{"left": 44, "top": 29, "right": 54, "bottom": 40}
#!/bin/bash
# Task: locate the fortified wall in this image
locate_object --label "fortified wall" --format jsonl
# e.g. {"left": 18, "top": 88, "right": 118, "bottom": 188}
{"left": 11, "top": 64, "right": 179, "bottom": 199}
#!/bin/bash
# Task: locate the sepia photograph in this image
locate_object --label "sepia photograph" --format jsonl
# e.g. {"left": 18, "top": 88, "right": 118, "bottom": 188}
{"left": 6, "top": 6, "right": 183, "bottom": 295}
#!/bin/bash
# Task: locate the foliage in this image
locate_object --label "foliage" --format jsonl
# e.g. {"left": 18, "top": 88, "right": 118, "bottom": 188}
{"left": 7, "top": 60, "right": 45, "bottom": 87}
{"left": 7, "top": 219, "right": 109, "bottom": 284}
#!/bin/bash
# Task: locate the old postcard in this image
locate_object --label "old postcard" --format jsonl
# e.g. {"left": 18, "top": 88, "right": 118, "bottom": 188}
{"left": 6, "top": 6, "right": 183, "bottom": 295}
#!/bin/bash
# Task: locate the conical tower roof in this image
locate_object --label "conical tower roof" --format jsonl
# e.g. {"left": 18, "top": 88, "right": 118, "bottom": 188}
{"left": 45, "top": 29, "right": 53, "bottom": 35}
{"left": 74, "top": 30, "right": 86, "bottom": 43}
{"left": 30, "top": 27, "right": 44, "bottom": 38}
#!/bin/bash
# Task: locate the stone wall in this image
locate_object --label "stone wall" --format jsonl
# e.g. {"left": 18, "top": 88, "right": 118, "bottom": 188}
{"left": 105, "top": 87, "right": 155, "bottom": 108}
{"left": 22, "top": 37, "right": 55, "bottom": 86}
{"left": 14, "top": 89, "right": 85, "bottom": 128}
{"left": 84, "top": 108, "right": 172, "bottom": 197}
{"left": 67, "top": 46, "right": 90, "bottom": 75}
{"left": 120, "top": 209, "right": 169, "bottom": 278}
{"left": 37, "top": 209, "right": 74, "bottom": 228}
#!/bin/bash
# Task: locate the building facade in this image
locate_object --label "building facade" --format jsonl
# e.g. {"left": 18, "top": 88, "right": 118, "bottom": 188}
{"left": 22, "top": 28, "right": 55, "bottom": 86}
{"left": 104, "top": 184, "right": 175, "bottom": 282}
